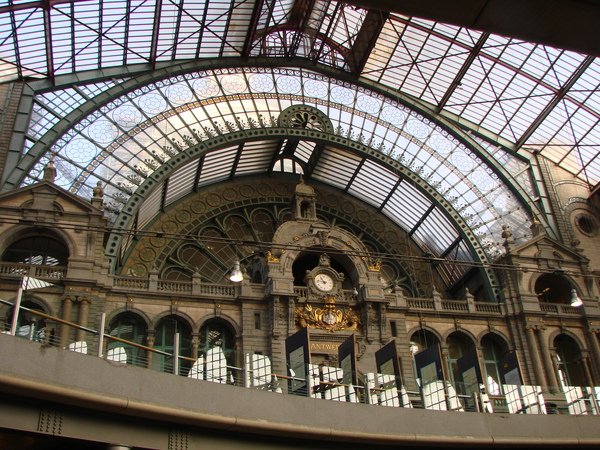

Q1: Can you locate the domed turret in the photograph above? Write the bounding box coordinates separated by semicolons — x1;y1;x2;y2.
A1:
293;175;317;221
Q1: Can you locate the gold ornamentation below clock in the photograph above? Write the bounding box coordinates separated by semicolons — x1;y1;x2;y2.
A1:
295;302;360;332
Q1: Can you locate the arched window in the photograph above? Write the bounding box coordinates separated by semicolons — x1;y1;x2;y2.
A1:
409;329;441;383
3;235;68;266
535;274;572;304
4;300;49;342
481;335;509;395
409;329;439;354
199;320;235;365
555;334;587;387
153;316;192;375
108;313;147;367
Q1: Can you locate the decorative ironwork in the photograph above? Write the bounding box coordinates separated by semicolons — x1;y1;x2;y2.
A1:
278;105;334;134
295;296;360;332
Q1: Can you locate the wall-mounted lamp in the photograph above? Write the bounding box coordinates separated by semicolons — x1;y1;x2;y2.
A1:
229;260;244;282
570;288;583;307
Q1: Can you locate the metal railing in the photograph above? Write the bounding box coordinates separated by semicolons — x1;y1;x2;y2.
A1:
0;262;585;317
1;297;599;417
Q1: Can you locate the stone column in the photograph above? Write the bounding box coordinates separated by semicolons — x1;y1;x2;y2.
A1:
440;345;450;382
59;295;73;347
379;303;387;344
524;325;546;386
581;354;595;387
146;331;155;369
191;333;200;360
536;326;559;392
587;329;600;383
76;297;90;342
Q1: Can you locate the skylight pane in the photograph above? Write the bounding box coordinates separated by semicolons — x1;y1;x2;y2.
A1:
15;9;47;77
198;146;237;187
348;159;398;208
138;181;164;229
236;141;276;175
414;207;459;256
294;141;316;162
382;180;431;231
312;147;361;190
165;159;199;205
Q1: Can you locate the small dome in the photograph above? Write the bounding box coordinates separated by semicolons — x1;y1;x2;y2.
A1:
295;176;315;196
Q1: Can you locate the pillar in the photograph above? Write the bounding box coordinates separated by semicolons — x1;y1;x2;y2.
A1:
581;354;595;387
146;331;155;369
76;297;90;342
536;326;559;392
587;329;600;383
191;332;200;360
524;325;546;387
59;295;73;347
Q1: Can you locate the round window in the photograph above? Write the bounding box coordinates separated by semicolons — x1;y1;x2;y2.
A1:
575;213;598;237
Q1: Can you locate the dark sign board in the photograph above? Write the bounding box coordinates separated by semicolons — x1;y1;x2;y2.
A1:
285;327;310;395
338;334;357;387
414;343;444;384
375;340;401;387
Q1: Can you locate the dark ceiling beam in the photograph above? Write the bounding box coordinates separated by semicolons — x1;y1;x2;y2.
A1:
287;0;316;56
3;0;599;57
241;0;265;57
347;9;389;76
0;0;90;14
122;0;131;65
344;0;600;57
304;142;326;178
515;55;596;150
42;0;54;81
149;0;163;68
436;32;489;112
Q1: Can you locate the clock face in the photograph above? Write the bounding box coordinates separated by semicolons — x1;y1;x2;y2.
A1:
314;273;334;292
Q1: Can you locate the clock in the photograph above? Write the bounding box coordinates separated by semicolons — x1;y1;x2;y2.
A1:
314;273;334;292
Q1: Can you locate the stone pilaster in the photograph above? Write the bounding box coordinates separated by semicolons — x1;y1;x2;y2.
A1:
60;295;73;347
525;325;546;387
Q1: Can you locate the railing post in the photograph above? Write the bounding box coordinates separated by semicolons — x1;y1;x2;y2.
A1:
432;287;442;310
148;268;159;292
466;289;476;312
9;278;24;336
173;332;180;375
192;271;202;295
98;312;106;358
244;353;250;388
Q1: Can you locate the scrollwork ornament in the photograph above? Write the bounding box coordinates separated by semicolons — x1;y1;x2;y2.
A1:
295;302;360;332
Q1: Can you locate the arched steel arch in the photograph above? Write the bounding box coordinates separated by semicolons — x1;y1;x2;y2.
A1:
104;127;502;297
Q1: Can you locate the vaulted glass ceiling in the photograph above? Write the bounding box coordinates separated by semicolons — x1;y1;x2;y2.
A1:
11;66;534;286
0;0;598;289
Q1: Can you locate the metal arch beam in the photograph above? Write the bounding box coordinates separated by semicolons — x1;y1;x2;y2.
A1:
103;127;501;297
3;58;551;243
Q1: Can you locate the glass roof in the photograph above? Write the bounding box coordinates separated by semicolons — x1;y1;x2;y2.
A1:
16;66;533;285
1;0;597;288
